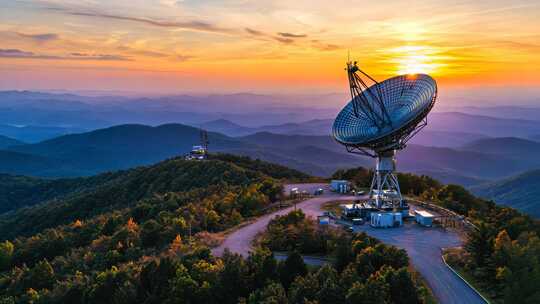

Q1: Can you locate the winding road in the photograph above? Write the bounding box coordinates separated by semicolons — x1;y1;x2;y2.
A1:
212;184;486;304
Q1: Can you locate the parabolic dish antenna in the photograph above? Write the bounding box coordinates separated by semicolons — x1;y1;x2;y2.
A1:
332;61;437;208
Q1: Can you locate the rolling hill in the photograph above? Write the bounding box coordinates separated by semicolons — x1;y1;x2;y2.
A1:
0;124;86;143
203;112;540;140
471;169;540;218
462;137;540;160
201;119;254;136
413;170;488;187
426;112;540;138
0;123;534;184
239;132;528;181
398;144;526;180
0;135;22;148
5;124;251;176
408;130;489;148
0;150;66;176
0;154;308;240
0;171;128;214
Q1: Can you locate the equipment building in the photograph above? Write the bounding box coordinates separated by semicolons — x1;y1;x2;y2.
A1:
415;210;434;227
330;180;350;193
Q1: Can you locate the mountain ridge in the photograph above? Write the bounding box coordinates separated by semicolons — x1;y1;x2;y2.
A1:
471;169;540;218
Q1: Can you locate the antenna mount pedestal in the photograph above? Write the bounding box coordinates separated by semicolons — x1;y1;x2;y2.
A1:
369;150;403;208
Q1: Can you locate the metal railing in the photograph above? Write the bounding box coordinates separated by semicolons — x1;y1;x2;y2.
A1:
407;198;478;231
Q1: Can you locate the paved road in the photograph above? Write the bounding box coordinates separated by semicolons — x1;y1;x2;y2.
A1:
213;183;356;257
353;223;484;304
212;184;486;304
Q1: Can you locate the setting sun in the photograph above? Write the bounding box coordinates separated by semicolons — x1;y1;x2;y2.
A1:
385;45;443;76
397;54;436;75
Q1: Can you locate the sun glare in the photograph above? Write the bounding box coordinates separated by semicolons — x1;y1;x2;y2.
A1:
386;45;441;75
397;54;434;75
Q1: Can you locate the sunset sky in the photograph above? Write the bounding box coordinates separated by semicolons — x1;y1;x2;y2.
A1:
1;0;539;93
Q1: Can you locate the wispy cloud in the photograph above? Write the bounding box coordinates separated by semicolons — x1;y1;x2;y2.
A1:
116;46;169;58
176;55;194;62
16;32;59;42
311;40;341;51
274;37;294;44
0;49;35;58
245;28;265;36
0;49;131;61
69;52;131;61
49;7;233;35
278;32;307;38
245;28;298;44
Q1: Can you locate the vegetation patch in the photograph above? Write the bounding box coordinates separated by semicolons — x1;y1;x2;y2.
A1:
335;167;540;303
255;209;435;303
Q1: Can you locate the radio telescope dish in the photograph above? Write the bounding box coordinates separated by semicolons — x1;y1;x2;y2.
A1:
332;61;437;208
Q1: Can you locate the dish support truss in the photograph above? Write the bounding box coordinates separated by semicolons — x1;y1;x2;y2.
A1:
347;61;392;131
369;150;403;208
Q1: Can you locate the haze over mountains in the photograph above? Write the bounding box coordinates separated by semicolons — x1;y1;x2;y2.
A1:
1;90;540;217
471;170;540;218
0;122;535;181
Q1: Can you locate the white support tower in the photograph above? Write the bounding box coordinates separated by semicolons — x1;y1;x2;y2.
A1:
368;150;403;208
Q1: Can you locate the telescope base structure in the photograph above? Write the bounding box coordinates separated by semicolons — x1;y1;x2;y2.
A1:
368;150;404;209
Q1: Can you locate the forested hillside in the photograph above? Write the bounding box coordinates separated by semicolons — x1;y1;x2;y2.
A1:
0;172;126;214
0;155;437;304
0;154;307;240
0;155;313;303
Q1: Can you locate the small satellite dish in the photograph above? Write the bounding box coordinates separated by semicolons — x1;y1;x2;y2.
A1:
332;61;437;208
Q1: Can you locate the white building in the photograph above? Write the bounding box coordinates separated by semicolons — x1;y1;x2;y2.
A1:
415;210;434;227
370;212;403;228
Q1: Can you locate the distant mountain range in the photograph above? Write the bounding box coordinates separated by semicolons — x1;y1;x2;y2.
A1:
441;105;540;121
462;137;540;161
471;169;540;218
0;124;85;143
200;111;540;141
4;90;540;141
0;90;339;132
3;124;249;177
1;123;537;184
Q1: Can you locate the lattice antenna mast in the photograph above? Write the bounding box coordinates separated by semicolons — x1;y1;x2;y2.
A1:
346;61;392;130
200;128;209;153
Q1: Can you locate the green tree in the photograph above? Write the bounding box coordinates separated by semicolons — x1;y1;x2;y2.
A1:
247;282;288;304
141;219;163;248
0;240;14;271
27;259;55;290
465;223;493;268
219;250;249;303
345;282;366;304
279;251;307;289
288;273;319;304
380;266;420;304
